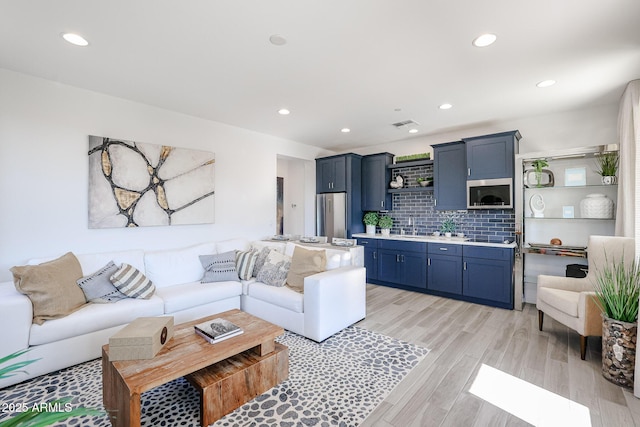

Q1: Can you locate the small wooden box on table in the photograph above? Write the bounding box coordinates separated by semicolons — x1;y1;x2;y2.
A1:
102;309;287;427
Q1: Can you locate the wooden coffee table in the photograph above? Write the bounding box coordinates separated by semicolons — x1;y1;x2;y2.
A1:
102;309;288;427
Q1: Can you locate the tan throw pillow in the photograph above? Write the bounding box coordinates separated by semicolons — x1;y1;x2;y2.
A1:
11;252;87;325
286;246;327;293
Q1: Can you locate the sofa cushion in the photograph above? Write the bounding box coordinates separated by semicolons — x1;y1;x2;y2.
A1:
77;261;127;303
144;242;216;288
256;250;291;287
155;280;242;314
11;252;87;325
76;250;145;277
200;251;238;283
248;282;304;313
252;246;272;277
236;250;258;280
110;264;155;299
287;246;326;292
216;238;250;253
28;295;164;346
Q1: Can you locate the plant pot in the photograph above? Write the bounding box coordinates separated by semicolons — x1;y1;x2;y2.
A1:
381;228;390;237
602;314;637;389
365;224;376;235
602;175;618;185
444;232;452;238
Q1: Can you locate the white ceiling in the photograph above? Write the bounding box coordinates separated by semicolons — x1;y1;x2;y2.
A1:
1;0;639;151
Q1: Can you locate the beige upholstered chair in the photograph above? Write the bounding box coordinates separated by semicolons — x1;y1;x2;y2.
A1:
537;235;635;360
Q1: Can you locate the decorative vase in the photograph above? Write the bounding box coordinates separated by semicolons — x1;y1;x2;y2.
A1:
580;194;614;219
602;315;637;389
365;224;376;235
602;176;618;185
381;228;390;237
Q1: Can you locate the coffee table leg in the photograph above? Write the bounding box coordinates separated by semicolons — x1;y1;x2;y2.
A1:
102;348;141;427
255;339;275;356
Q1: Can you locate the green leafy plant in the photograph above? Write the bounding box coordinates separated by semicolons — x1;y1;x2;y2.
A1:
595;152;619;177
0;350;104;427
531;159;548;173
378;215;393;229
396;153;430;162
363;212;379;226
593;255;640;323
440;217;456;233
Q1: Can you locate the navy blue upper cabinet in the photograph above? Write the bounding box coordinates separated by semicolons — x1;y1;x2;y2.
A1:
316;155;347;193
433;141;467;210
463;131;521;180
362;153;394;211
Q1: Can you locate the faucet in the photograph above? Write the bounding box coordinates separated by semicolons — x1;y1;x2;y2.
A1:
409;215;417;236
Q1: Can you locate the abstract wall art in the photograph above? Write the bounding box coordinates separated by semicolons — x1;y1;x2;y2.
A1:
88;135;215;228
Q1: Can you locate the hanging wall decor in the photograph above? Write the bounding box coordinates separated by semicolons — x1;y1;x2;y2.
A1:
88;135;215;228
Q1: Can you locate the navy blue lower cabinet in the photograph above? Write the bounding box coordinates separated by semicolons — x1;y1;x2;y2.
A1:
376;240;427;290
427;254;463;294
462;246;514;309
357;238;379;282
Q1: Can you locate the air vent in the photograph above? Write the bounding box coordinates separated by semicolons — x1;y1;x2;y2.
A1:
392;119;420;128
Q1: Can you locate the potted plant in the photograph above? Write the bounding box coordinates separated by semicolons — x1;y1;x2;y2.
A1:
440;217;456;237
595;151;619;185
532;159;549;187
363;212;379;235
0;349;103;426
593;255;640;389
378;215;393;237
416;177;432;187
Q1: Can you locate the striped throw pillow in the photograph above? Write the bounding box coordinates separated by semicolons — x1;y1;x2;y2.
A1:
199;251;238;283
110;263;155;299
236;250;258;280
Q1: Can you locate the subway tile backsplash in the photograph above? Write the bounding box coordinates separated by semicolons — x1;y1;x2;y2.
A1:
381;163;515;243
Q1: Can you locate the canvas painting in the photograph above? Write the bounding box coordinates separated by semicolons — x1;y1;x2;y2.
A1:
88;135;215;228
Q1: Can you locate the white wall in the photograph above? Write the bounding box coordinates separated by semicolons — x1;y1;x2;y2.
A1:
351;103;619;157
0;69;330;281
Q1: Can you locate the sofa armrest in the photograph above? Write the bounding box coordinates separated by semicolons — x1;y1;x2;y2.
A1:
303;266;366;342
0;281;32;356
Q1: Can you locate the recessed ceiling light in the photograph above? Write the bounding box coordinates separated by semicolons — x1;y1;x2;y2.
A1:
409;128;419;134
472;33;497;47
536;79;556;88
439;103;453;110
341;128;351;133
62;33;89;46
278;108;290;115
269;34;287;46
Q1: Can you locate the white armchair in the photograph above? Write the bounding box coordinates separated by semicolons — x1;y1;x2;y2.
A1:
537;235;635;360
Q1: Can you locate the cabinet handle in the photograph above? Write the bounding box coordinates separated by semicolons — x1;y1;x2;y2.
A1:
468;168;471;176
434;199;437;207
373;251;377;260
381;201;384;208
428;258;431;266
464;262;467;270
439;247;448;251
401;255;405;262
396;254;400;263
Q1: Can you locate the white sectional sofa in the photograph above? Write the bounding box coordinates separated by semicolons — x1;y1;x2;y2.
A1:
0;238;366;388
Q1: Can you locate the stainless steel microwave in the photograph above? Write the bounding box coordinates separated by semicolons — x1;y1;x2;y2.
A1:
467;178;513;209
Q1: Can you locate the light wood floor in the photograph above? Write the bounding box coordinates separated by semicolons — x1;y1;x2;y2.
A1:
356;284;640;427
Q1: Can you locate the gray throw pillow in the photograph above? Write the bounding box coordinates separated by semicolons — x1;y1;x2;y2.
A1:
256;250;291;287
252;247;272;277
200;251;238;283
77;261;128;303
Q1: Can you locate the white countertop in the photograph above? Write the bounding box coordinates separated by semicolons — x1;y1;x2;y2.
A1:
352;233;517;249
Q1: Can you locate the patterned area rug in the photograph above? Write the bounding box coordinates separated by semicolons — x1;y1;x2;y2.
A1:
0;326;428;427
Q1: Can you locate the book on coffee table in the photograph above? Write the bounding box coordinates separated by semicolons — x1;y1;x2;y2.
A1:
194;318;243;343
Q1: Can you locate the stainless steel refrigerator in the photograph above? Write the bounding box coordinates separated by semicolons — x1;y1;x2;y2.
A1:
316;193;347;241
